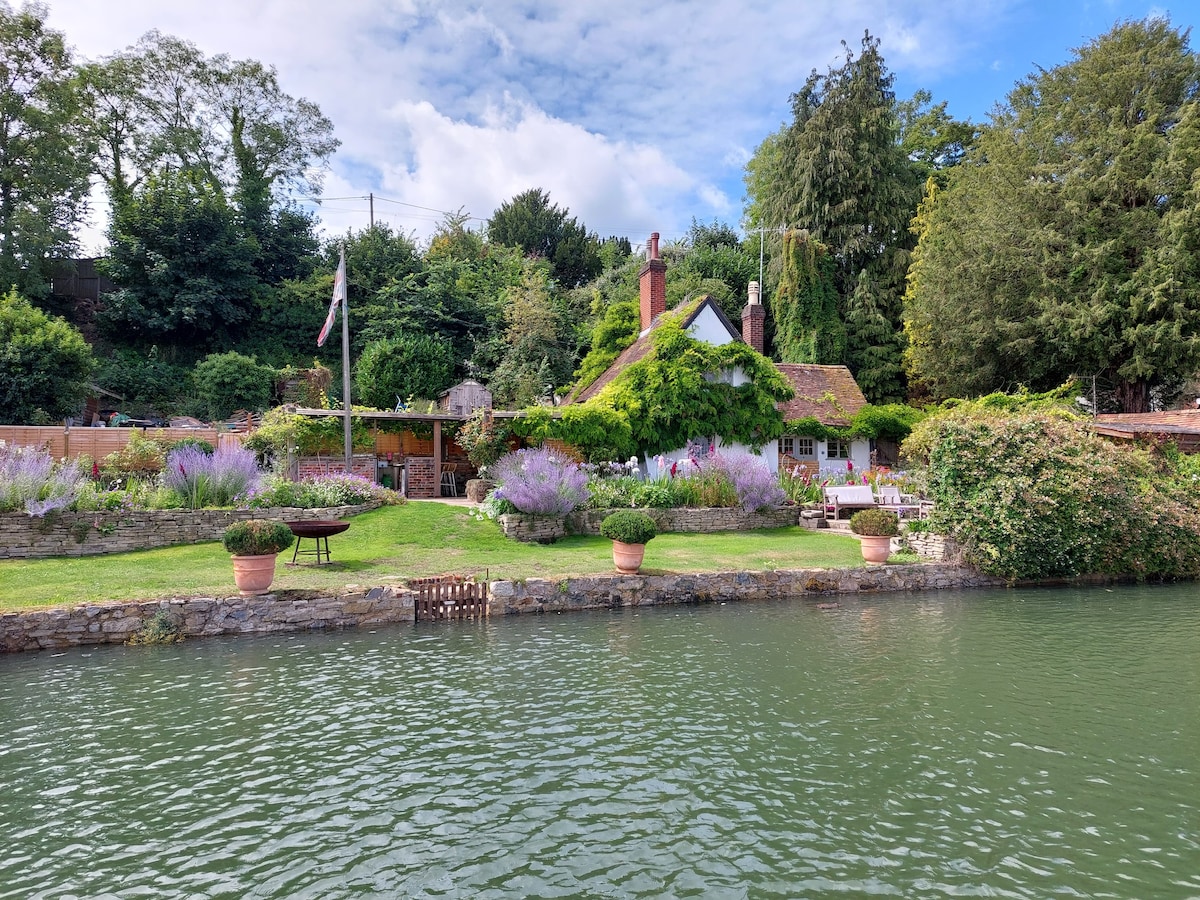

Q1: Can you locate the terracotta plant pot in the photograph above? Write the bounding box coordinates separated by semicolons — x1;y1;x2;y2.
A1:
612;540;646;574
858;535;893;564
231;554;279;596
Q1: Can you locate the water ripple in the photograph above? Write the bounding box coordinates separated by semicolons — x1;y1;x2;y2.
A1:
1;586;1198;898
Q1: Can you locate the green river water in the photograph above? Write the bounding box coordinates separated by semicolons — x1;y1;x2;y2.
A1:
1;585;1198;899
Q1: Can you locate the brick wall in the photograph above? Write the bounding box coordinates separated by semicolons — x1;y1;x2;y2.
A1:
405;457;437;498
295;454;376;481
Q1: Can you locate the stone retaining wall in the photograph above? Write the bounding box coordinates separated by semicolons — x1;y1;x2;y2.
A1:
0;504;378;560
490;563;1002;614
499;505;801;542
1;562;1005;653
905;531;963;561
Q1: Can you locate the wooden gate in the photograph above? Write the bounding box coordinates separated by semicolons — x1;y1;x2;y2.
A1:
413;577;488;622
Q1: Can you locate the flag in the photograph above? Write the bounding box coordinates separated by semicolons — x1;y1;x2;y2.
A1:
317;248;347;347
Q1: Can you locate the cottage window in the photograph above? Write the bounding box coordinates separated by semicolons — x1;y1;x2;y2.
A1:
781;436;815;459
826;439;851;459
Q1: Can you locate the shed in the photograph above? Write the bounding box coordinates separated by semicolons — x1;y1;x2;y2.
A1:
438;379;492;417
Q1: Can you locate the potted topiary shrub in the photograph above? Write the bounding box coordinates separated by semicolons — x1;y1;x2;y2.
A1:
849;507;899;564
600;510;658;574
222;519;296;595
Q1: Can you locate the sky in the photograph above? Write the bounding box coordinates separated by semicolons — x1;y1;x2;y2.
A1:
43;0;1190;254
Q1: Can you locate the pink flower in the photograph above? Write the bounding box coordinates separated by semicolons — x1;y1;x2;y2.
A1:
846;460;854;472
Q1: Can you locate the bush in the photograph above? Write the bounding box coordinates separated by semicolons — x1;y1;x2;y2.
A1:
221;519;295;556
0;443;87;516
849;507;899;537
600;510;658;544
246;473;401;509
455;409;513;470
0;288;95;425
918;408;1200;580
99;432;166;485
354;333;454;409
490;447;589;515
192;351;276;420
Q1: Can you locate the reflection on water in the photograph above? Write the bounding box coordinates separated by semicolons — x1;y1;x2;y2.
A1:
1;585;1198;898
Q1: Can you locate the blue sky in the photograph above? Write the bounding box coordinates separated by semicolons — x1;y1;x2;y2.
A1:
46;0;1191;252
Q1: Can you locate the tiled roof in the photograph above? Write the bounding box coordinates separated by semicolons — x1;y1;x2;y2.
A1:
1094;410;1200;429
568;296;739;405
775;364;868;427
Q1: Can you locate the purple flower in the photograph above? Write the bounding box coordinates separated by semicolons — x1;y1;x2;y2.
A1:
490;447;589;515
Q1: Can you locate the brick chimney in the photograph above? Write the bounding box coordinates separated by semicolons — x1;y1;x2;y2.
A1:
639;232;666;331
742;280;764;353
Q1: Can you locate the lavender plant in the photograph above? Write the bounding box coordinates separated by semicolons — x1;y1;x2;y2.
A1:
165;445;261;509
715;451;786;511
490;447;589;516
0;443;87;516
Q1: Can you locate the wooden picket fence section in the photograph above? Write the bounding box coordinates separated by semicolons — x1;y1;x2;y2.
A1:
412;576;489;622
0;426;239;460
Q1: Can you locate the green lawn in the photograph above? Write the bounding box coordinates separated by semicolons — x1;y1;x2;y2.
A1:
0;503;869;612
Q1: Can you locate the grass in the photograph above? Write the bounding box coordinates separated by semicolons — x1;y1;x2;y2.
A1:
0;503;872;612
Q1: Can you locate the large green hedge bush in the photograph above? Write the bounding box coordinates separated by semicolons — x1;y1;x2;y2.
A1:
914;408;1200;580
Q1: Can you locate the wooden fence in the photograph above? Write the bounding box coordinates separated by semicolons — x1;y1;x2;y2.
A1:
0;425;241;460
412;576;489;622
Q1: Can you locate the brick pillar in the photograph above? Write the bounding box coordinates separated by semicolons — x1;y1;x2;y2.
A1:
639;232;666;331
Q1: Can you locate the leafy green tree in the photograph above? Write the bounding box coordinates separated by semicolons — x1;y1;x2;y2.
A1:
93;346;192;417
192;350;275;419
0;288;95;424
0;3;91;298
488;266;577;406
896;89;977;186
487;188;601;287
904;18;1200;411
745;32;919;401
772;229;843;364
99;171;259;351
354;332;455;408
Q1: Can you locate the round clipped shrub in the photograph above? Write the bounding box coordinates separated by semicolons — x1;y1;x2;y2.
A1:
849;507;899;537
599;510;658;545
221;519;295;556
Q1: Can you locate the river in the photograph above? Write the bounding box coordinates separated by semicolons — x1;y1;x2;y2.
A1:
2;584;1197;898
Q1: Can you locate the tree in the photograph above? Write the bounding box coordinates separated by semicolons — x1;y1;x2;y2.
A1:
354;333;455;408
0;2;91;298
192;350;274;419
904;18;1200;411
0;288;94;424
772;229;844;364
488;266;576;407
99;171;259;351
744;32;920;401
487;188;601;287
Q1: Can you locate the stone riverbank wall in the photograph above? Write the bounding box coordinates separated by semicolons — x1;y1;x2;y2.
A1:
1;563;1004;653
0;504;378;560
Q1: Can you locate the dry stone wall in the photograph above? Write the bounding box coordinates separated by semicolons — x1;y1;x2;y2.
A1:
499;506;801;542
1;562;1006;653
0;504;377;560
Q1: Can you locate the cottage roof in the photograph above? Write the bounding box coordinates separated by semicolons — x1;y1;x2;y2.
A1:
775;364;868;428
569;295;739;404
1092;409;1200;452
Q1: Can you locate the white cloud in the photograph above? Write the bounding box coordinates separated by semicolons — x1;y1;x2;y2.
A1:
43;0;1193;249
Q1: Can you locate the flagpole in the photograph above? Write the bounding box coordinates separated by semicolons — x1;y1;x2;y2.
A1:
339;244;352;472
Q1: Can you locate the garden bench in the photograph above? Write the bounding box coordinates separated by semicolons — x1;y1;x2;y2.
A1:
823;484;878;520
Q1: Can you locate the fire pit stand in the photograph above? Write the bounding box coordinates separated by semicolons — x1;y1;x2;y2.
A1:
285;520;351;565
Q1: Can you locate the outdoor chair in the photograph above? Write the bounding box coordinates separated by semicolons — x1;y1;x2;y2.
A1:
440;463;458;497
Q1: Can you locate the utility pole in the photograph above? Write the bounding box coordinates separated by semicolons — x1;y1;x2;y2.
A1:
369;192;374;229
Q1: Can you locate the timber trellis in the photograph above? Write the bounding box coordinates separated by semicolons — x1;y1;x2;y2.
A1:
412;576;489;622
0;426;241;460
